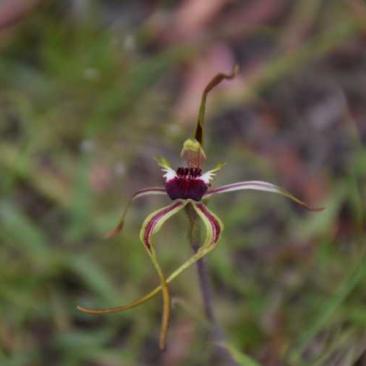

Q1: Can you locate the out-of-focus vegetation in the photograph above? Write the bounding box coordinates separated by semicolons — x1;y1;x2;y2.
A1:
1;1;366;365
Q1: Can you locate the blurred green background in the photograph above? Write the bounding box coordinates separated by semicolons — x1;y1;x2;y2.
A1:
1;1;366;365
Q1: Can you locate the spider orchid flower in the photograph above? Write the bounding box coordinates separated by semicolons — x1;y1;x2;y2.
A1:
78;66;322;350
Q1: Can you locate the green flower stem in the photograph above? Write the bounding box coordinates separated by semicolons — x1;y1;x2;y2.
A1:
185;205;238;366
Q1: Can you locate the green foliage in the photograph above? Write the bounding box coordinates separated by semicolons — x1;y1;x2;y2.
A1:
1;1;366;365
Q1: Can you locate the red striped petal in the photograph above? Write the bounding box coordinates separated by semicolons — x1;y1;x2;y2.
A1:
140;200;187;250
192;202;223;245
204;180;323;211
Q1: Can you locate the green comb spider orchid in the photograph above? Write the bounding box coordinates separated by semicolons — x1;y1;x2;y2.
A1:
78;66;321;350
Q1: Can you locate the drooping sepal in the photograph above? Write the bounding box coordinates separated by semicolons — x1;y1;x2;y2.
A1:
139;200;187;251
192;202;223;247
147;247;171;350
104;187;167;239
139;200;187;349
77;201;224;318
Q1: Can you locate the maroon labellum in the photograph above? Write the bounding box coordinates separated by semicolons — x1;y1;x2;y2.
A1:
165;167;208;201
